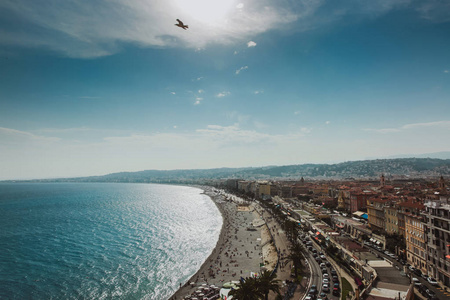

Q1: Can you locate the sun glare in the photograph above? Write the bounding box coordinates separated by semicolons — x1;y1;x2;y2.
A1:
174;0;236;24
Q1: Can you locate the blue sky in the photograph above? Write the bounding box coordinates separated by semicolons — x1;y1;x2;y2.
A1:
1;0;449;180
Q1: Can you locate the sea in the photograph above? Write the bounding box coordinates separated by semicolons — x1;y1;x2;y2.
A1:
0;182;222;300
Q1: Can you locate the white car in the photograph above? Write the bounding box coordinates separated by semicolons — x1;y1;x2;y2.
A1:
322;278;329;284
412;278;421;286
427;277;438;286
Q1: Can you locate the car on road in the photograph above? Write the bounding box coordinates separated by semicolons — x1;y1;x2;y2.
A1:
322;278;329;284
427;277;438;286
332;275;339;283
425;289;436;298
323;273;329;278
332;287;340;296
320;263;326;268
308;290;316;299
321;268;327;274
413;268;422;277
325;261;331;267
412;278;421;286
319;292;328;299
322;284;329;293
330;270;337;276
320;255;326;260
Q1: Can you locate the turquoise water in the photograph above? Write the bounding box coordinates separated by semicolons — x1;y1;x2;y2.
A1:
0;183;222;299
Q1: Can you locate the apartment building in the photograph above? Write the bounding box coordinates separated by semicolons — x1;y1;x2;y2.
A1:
367;197;388;232
350;190;375;213
385;204;399;234
424;200;450;287
405;211;426;274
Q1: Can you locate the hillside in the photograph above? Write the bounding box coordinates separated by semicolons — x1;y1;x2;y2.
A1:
13;158;450;183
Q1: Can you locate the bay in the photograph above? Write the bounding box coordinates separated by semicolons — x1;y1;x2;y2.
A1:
0;182;222;299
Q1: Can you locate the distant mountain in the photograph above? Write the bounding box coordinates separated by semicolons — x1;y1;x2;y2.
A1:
366;151;450;160
385;151;450;160
10;157;450;183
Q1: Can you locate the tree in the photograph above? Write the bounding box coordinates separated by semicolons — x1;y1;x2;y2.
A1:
256;270;280;300
287;242;304;281
229;277;261;300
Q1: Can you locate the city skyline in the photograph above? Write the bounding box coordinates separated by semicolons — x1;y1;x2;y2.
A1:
1;0;450;180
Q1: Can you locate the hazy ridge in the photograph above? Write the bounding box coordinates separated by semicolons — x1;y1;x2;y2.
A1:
7;156;450;183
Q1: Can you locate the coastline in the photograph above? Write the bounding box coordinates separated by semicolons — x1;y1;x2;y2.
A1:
169;187;276;300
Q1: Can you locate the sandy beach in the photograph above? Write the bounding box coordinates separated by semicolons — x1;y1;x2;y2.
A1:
169;187;278;300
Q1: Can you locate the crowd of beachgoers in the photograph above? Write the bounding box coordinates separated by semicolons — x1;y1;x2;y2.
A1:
170;188;281;300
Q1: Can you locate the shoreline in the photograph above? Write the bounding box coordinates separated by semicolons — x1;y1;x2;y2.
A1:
169;187;229;299
169;187;276;300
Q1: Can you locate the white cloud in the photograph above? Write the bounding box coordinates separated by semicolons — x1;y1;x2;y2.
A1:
401;121;450;129
325;121;330;125
300;127;312;134
0;0;428;58
0;127;60;143
254;90;264;94
445;70;449;73
247;41;257;47
253;121;267;129
225;111;251;124
235;66;248;75
0;0;317;58
364;128;401;134
294;111;301;115
198;89;204;94
194;97;203;105
415;1;450;22
234;51;239;55
216;91;230;98
171;92;176;95
193;77;204;81
364;120;450;133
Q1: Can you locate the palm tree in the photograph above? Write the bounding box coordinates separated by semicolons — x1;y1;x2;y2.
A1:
256;270;280;300
229;277;261;300
287;242;304;281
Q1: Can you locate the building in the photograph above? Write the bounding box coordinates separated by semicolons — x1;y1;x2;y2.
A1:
384;204;399;235
257;181;271;200
367;197;388;233
350;190;375;213
405;210;426;274
424;200;450;287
